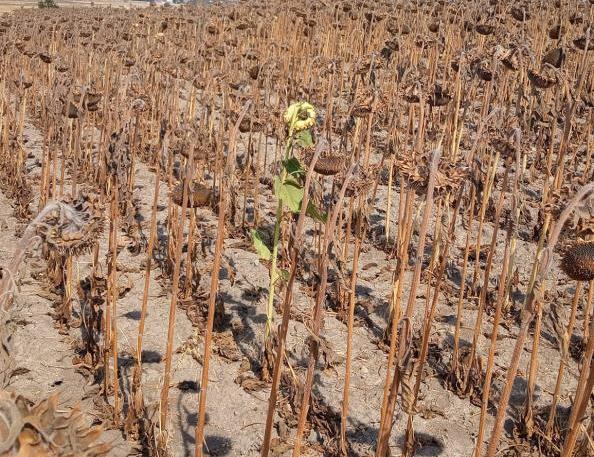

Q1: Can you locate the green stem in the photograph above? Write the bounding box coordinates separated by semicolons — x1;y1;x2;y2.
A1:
265;133;293;339
266;185;284;338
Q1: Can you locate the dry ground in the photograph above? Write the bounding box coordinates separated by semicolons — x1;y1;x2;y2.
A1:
2;98;584;457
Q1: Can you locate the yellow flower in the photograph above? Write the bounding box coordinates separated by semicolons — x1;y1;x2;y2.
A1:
283;101;316;132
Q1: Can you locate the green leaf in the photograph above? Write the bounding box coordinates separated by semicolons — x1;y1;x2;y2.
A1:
251;229;271;261
306;201;328;223
274;177;304;213
293;129;314;148
283;157;305;179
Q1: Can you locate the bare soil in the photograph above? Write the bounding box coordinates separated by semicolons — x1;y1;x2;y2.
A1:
0;105;585;457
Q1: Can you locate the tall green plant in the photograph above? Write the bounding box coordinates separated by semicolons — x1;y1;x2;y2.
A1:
252;102;324;341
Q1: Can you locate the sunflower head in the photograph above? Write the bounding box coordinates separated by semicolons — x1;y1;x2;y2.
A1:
561;241;594;281
283;101;316;133
35;191;104;257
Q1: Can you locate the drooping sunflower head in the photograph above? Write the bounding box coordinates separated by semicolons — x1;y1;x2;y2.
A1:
561;241;594;281
283;101;316;132
35;191;104;257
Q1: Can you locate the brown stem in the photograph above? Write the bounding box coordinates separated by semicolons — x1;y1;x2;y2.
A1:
184;207;197;298
523;300;543;439
403;190;463;455
376;148;441;456
376;318;411;457
195;101;250;457
584;282;593;342
468;166;509;371
474;219;513;456
486;183;594;457
132;143;163;397
377;186;414;448
260;145;322;457
292;163;356;457
546;282;584;435
471;152;499;293
384;156;395;248
404;148;441;319
553;29;590;191
159;130;195;439
561;315;594;456
340;204;364;455
109;184;120;425
451;186;476;374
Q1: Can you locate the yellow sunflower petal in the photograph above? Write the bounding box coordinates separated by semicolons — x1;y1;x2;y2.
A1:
283;102;316;131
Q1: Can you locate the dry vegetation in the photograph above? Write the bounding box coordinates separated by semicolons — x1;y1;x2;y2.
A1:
0;0;593;456
0;2;142;14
